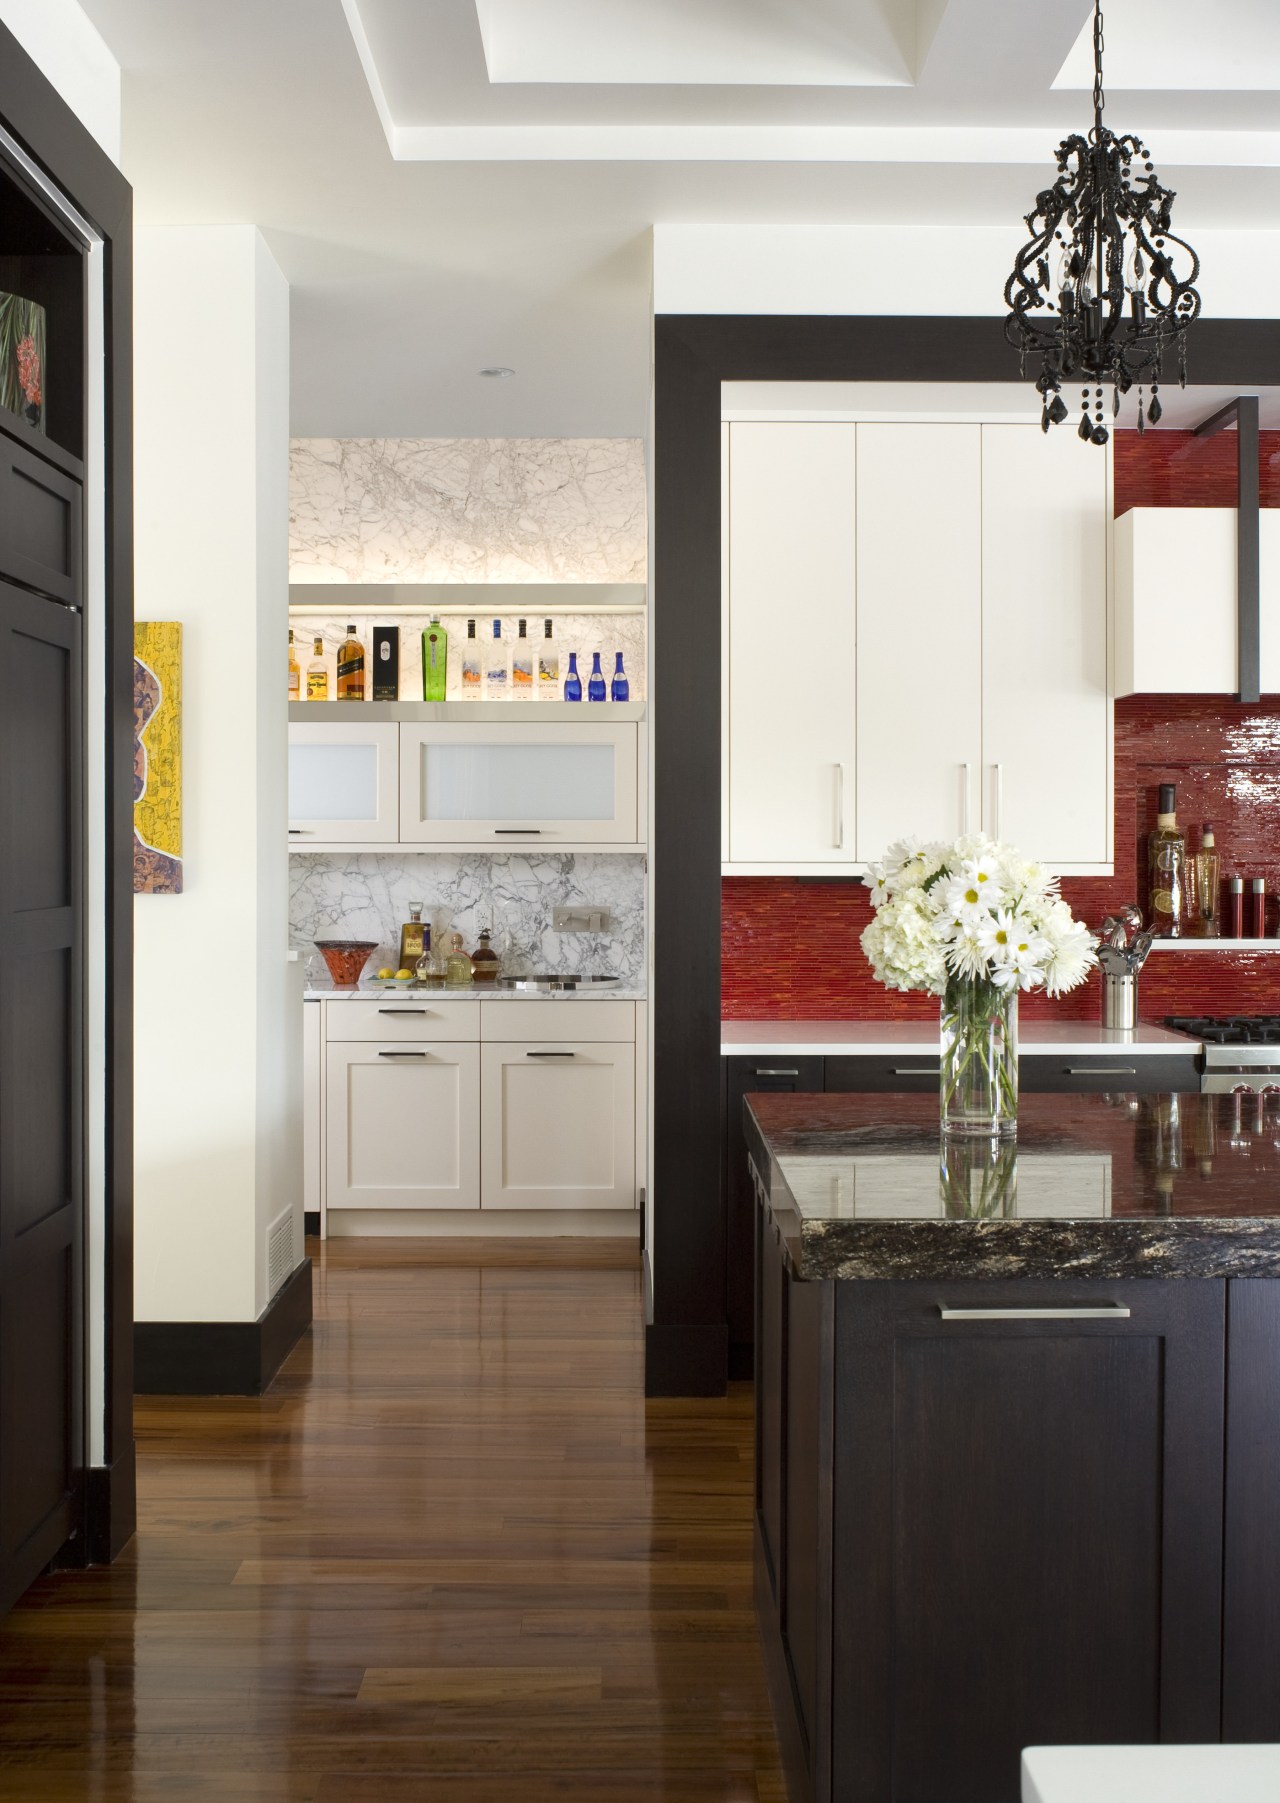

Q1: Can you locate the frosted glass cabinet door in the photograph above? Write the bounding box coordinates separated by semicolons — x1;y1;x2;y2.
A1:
399;723;639;846
289;722;400;845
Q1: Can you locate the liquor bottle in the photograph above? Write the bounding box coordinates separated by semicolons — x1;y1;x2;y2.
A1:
444;932;473;986
587;651;607;702
610;651;629;702
306;635;328;701
336;623;366;701
470;928;500;984
288;629;300;702
485;619;509;700
398;903;427;971
564;651;582;702
461;619;482;698
512;619;534;696
1191;824;1221;937
1147;782;1186;937
537;619;559;697
422;616;448;701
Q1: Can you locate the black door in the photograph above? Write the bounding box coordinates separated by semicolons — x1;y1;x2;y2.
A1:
0;578;82;1612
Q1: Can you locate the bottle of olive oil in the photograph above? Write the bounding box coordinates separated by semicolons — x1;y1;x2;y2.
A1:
306;635;328;700
336;623;366;701
1148;782;1187;937
421;616;448;701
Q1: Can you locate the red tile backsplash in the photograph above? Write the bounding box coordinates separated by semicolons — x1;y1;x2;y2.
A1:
723;694;1280;1021
1114;428;1280;513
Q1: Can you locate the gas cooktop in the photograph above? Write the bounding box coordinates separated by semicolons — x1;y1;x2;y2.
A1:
1165;1016;1280;1047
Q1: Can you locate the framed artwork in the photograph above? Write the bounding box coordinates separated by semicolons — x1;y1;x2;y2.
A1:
133;621;183;894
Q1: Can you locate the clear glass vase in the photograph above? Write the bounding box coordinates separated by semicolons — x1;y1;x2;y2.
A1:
939;1133;1019;1217
939;979;1019;1137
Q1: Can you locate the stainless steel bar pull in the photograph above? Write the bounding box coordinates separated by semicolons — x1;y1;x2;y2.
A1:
1064;1067;1137;1075
893;1066;941;1076
938;1303;1131;1321
961;762;971;834
833;763;844;850
753;1068;800;1078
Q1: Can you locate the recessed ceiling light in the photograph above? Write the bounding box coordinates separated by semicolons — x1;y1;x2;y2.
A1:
479;365;515;378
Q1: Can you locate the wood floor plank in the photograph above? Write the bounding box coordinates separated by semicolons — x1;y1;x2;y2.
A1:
0;1236;783;1799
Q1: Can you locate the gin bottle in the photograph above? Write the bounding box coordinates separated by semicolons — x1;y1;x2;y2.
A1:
421;616;448;701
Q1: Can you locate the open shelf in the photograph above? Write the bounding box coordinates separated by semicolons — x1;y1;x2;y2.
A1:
289;700;644;723
1146;938;1280;953
289;581;646;616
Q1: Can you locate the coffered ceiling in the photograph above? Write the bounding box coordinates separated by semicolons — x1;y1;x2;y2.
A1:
78;0;1280;437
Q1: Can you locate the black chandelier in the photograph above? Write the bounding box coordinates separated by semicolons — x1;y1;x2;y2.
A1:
1004;0;1201;444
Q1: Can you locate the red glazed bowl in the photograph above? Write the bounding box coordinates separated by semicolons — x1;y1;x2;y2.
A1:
314;939;378;988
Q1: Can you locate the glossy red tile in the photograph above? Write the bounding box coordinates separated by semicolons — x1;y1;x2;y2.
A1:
1114;428;1280;514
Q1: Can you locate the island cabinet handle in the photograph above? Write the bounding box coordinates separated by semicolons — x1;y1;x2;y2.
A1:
938;1303;1132;1321
893;1065;941;1075
1063;1066;1138;1075
753;1067;800;1077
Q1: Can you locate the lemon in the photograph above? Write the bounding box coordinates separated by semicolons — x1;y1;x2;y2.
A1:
395;968;413;980
376;967;393;979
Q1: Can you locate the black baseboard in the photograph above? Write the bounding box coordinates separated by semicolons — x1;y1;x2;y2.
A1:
85;1448;137;1562
134;1257;313;1396
304;1210;319;1237
728;1340;755;1383
644;1321;728;1397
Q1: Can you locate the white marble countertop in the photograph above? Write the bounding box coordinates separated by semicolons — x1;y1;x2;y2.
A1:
307;982;646;1002
721;1020;1200;1057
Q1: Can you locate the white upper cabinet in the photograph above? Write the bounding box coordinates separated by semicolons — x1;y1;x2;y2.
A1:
981;425;1111;871
725;423;857;872
855;425;983;860
288;720;400;846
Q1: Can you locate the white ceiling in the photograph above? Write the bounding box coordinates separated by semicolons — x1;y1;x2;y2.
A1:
77;0;1280;439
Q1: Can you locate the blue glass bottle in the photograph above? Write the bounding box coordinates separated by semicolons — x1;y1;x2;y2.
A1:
610;652;629;702
587;651;607;702
563;651;582;702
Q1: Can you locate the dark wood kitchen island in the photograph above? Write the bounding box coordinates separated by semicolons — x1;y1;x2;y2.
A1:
744;1090;1280;1803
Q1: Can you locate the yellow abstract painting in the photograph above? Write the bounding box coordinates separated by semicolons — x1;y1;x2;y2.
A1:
133;621;183;894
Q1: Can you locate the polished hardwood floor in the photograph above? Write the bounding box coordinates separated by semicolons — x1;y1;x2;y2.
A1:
0;1239;785;1800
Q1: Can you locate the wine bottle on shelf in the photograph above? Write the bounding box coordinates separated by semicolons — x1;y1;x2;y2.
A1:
564;651;582;702
336;623;366;701
485;619;509;699
610;651;629;702
306;635;328;700
288;629;300;702
587;651;607;702
1147;782;1186;937
461;620;482;698
1192;824;1220;937
537;619;559;697
421;616;448;701
512;619;534;696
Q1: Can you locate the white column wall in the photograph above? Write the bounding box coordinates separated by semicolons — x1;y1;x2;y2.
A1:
133;224;297;1323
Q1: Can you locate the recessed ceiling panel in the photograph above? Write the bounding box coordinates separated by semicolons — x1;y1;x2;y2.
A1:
1054;0;1280;90
473;0;914;87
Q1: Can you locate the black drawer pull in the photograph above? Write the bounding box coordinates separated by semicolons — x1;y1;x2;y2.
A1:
753;1067;799;1077
494;828;542;835
1063;1066;1137;1075
378;1051;427;1059
527;1050;575;1058
379;1008;426;1015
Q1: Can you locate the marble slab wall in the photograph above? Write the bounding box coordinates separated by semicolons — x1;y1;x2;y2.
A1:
291;851;646;986
290;438;647;584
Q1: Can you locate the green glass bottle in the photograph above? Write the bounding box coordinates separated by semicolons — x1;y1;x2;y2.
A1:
421;615;448;701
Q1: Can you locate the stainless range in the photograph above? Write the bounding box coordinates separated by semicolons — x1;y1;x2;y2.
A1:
1165;1016;1280;1093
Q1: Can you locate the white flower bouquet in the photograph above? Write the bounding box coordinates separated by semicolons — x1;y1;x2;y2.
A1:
861;835;1097;1133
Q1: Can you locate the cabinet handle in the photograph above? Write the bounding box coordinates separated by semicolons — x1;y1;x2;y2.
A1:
494;828;542;835
938;1303;1131;1321
893;1065;941;1075
289;829;310;835
993;762;1003;839
526;1050;575;1058
833;763;844;850
753;1067;799;1077
380;1008;427;1015
961;763;971;835
1064;1066;1137;1075
378;1050;428;1059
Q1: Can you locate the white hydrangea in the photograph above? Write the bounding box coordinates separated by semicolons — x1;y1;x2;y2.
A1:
860;834;1097;999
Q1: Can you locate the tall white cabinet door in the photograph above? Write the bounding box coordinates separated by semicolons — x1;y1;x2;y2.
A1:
727;423;856;868
855;425;983;858
981;426;1111;870
326;1042;480;1209
481;1041;636;1210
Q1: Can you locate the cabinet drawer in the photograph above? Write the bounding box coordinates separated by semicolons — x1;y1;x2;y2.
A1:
324;998;479;1042
1021;1054;1201;1094
479;998;635;1042
826;1054;943;1093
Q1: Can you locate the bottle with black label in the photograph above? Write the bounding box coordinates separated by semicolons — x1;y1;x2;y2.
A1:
336;623;366;701
1148;782;1187;937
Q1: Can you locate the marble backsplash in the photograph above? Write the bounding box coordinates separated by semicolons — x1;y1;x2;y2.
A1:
290;438;647;585
288;610;646;702
291;851;646;985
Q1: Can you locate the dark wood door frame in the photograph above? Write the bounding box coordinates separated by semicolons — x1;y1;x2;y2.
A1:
0;21;134;1559
648;312;1280;1397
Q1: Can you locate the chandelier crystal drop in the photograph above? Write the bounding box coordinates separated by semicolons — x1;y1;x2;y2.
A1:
1003;0;1201;445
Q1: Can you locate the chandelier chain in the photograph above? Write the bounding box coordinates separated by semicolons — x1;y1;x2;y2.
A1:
1092;2;1105;143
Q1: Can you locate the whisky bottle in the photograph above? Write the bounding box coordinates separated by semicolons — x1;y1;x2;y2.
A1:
461;619;482;698
587;651;607;702
610;651;629;702
288;629;300;702
512;619;534;696
336;623;366;701
306;635;328;701
398;903;427;970
485;619;509;699
421;616;448;701
470;928;500;983
537;619;559;697
1148;782;1187;937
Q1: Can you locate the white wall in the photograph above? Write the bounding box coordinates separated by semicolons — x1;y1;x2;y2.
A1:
133;225;299;1324
0;0;120;162
652;223;1280;320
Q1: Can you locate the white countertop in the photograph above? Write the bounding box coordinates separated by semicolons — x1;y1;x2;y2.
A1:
307;982;646;1002
721;1020;1200;1057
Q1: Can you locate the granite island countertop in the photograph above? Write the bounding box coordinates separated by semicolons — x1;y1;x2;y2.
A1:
745;1090;1280;1283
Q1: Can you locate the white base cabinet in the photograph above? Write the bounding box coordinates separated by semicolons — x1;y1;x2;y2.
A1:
326;1041;481;1211
480;1041;636;1210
